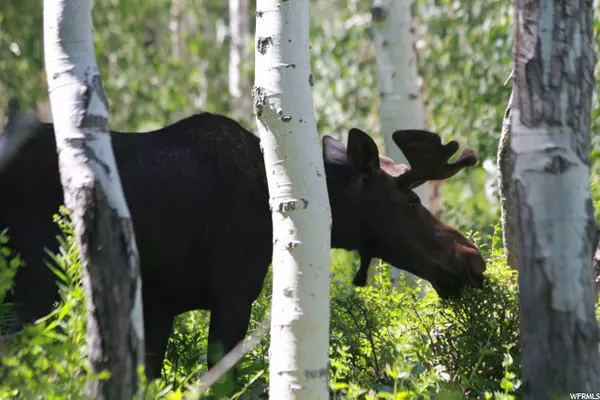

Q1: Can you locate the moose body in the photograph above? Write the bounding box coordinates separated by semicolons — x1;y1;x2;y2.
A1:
0;112;485;382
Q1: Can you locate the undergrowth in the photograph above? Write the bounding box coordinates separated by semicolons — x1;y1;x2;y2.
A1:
0;208;525;399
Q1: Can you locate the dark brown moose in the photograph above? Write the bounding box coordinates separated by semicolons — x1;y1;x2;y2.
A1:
0;112;485;387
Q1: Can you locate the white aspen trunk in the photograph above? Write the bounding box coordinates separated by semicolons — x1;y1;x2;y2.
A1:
44;1;145;398
36;99;53;123
37;71;54;123
595;246;600;293
508;0;600;395
253;1;332;398
428;180;446;217
372;0;429;289
0;82;4;130
229;0;251;117
169;0;195;122
170;0;186;61
498;90;517;269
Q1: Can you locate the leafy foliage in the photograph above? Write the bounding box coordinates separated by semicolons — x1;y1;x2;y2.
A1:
0;229;24;332
0;207;92;399
418;229;521;397
0;212;522;399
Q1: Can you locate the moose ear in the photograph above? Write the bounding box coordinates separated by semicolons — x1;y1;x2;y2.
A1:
347;128;380;177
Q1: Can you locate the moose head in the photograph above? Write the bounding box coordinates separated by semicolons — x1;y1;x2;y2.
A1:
324;128;486;299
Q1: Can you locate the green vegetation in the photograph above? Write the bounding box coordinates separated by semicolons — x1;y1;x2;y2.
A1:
0;209;524;399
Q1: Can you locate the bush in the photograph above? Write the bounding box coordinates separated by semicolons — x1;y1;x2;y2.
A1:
0;208;172;399
0;207;91;399
326;227;521;399
0;210;523;399
418;230;521;397
0;229;25;333
329;267;440;398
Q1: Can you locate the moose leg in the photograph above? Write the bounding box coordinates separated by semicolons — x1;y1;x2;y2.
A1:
353;254;373;287
207;302;253;397
144;306;174;381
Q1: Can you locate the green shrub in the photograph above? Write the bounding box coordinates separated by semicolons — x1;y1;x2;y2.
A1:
0;208;170;399
0;229;25;333
0;207;92;399
0;211;523;399
417;232;521;397
327;227;521;399
161;268;273;398
163;310;210;388
329;268;440;398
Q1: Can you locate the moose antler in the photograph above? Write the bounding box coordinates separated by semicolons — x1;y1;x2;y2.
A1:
392;129;477;189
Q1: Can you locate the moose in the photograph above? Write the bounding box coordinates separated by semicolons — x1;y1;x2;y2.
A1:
0;111;486;387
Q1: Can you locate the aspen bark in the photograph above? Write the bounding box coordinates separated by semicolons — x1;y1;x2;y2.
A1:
428;180;446;218
44;1;144;398
253;0;332;398
498;89;518;269
170;0;186;61
508;0;600;395
229;0;251;117
37;71;53;123
0;82;4;130
372;0;429;288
